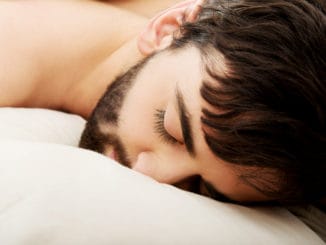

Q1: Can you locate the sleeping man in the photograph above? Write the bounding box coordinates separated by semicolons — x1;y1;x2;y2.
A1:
0;0;325;206
80;0;326;206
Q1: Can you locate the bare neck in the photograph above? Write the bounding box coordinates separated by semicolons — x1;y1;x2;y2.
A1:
63;37;144;118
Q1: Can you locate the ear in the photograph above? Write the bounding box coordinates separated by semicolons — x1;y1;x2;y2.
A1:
137;0;205;56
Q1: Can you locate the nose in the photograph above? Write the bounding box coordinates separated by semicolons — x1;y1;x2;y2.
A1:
131;151;198;185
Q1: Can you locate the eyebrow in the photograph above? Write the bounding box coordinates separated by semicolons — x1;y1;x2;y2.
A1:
176;88;195;156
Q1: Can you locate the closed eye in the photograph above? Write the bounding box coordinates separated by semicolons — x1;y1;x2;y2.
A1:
154;109;180;144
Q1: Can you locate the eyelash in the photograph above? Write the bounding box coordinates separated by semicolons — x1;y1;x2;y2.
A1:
154;109;179;144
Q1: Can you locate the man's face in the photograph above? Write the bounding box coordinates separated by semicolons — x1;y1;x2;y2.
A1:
80;46;269;203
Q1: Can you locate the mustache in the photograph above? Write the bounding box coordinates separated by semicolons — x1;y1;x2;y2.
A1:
79;123;131;168
105;133;131;168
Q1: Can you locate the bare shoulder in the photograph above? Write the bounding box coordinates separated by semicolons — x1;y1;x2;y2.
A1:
0;0;147;109
105;0;184;17
0;1;40;107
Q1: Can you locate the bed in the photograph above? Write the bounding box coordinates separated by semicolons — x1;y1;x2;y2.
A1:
0;108;324;244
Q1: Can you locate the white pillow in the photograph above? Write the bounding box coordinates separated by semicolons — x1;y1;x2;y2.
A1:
0;107;85;146
0;108;323;244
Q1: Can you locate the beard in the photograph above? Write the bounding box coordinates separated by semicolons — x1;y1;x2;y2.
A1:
79;54;153;167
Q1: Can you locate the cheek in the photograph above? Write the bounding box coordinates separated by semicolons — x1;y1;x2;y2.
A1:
116;92;159;160
118;107;155;156
117;77;173;153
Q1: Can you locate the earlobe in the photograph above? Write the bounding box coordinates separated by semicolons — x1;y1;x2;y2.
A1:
137;0;204;56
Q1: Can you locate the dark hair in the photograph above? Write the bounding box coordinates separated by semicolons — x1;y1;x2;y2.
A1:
171;0;326;204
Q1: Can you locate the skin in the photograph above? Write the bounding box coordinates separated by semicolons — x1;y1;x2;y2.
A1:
0;0;271;203
90;46;268;202
103;0;186;17
0;0;148;117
